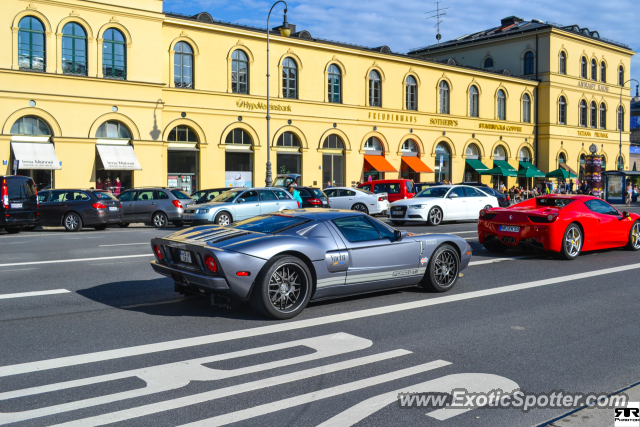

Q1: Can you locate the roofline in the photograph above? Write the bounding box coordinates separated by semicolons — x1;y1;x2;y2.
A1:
163;13;539;83
409;24;634;56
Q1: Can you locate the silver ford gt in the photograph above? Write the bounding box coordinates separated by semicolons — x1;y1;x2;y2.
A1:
150;209;472;319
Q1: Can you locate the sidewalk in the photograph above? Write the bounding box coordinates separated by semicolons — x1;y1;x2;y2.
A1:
541;383;640;427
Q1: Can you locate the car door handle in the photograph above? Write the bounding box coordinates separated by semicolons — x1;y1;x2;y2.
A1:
275;202;280;205
151;202;156;205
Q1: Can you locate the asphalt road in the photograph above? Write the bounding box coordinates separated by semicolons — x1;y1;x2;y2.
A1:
1;208;639;427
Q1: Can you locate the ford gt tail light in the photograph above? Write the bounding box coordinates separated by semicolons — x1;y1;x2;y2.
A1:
236;271;251;276
204;255;218;272
308;198;322;205
153;245;163;260
172;200;183;209
1;179;8;209
91;203;107;209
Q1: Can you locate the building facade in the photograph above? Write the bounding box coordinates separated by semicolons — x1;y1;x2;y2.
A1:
1;2;630;193
409;16;635;180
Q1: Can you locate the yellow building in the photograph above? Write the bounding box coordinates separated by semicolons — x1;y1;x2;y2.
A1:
409;16;635;181
2;1;628;193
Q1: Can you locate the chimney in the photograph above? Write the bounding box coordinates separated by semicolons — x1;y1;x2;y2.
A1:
500;16;523;27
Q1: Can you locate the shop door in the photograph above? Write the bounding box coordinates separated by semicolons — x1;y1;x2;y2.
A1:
323;154;343;188
167;150;198;193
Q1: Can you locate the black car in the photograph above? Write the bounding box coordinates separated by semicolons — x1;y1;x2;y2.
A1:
414;182;443;193
455;182;510;207
191;188;238;205
295;187;330;208
37;189;123;231
0;175;39;234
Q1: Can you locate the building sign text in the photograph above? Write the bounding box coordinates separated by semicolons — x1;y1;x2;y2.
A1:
368;112;418;123
478;123;522;132
578;130;609;138
236;99;292;112
577;81;609;92
430;118;458;127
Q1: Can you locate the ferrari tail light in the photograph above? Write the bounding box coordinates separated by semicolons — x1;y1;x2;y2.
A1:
479;210;486;217
153;245;163;260
1;179;8;209
528;215;557;224
547;214;556;222
172;200;183;209
91;203;107;209
308;198;322;205
204;255;218;272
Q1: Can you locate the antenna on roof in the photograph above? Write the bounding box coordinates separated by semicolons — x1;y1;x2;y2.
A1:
426;1;449;44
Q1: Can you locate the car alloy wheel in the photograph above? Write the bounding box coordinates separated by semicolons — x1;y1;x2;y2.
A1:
352;203;369;214
216;213;231;226
562;224;582;259
628;221;640;250
64;213;82;232
153;213;167;228
433;248;458;289
428;207;442;226
268;264;306;313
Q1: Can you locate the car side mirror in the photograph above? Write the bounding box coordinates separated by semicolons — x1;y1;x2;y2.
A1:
237;198;245;203
393;230;407;242
623;211;630;218
449;193;458;199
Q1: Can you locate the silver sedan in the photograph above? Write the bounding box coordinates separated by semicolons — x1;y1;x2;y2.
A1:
324;187;389;215
181;187;299;226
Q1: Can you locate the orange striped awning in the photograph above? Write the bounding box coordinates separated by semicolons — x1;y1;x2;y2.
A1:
364;155;398;172
401;156;434;173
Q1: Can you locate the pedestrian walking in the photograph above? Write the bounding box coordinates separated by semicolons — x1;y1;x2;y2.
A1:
287;184;303;208
569;179;574;194
626;183;633;207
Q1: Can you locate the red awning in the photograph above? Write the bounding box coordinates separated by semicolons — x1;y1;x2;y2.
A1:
401;156;434;173
364;155;397;172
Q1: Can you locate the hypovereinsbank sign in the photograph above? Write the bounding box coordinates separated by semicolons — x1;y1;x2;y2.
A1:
236;99;292;112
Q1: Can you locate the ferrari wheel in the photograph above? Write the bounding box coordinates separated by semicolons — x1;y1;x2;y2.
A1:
427;207;443;226
421;244;460;292
391;220;406;226
250;255;312;320
560;223;582;260
626;221;640;251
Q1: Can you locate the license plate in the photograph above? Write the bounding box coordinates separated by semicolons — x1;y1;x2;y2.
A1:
391;211;404;216
10;203;22;209
179;250;192;263
109;206;118;211
183;215;192;220
499;225;520;232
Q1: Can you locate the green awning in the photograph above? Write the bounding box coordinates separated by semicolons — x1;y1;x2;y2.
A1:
481;160;518;177
546;168;577;179
518;161;546;178
465;159;490;173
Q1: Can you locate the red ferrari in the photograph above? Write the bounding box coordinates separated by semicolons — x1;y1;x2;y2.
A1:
478;195;640;260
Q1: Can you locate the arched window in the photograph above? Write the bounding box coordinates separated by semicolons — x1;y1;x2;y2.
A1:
322;134;344;149
282;57;297;99
61;23;87;75
522;93;531;123
435;142;451;182
231;50;249;94
18;17;45;71
96;121;132;139
619;65;624;86
618;106;624;131
497;89;506;120
590;102;597;128
406;75;417;111
493;145;507;160
465;143;480;158
328;64;341;103
368;70;381;107
559;96;567;124
519;147;532;162
401;139;418;153
581;56;587;79
10;116;52;135
469;85;479;117
103;28;126;79
439;80;450;114
600;103;607;129
600;62;606;83
168;125;198;142
524;51;535;74
558;152;566;165
591;59;597;81
276;131;300;147
483;57;494;69
364;137;383;151
559;51;566;74
174;42;193;89
225;128;252;144
579;100;587;127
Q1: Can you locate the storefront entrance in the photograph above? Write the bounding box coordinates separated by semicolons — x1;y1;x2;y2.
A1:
225;151;253;188
10;139;61;190
95;143;140;195
323;154;343;188
168;149;198;193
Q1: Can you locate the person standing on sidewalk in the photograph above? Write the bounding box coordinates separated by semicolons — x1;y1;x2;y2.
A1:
626;183;633;207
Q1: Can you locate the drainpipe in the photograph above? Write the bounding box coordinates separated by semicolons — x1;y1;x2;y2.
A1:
534;34;539;169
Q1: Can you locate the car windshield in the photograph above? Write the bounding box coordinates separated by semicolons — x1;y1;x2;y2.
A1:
191;191;206;201
171;190;192;200
233;214;309;234
416;187;449;198
92;191;118;200
537;198;575;207
212;190;243;203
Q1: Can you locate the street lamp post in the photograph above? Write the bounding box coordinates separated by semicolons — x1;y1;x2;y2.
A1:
618;79;640;171
265;1;290;187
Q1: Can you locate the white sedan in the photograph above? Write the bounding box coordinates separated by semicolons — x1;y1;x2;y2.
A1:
388;185;499;226
324;187;389;215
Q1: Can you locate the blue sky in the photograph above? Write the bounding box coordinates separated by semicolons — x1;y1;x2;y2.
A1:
163;0;638;94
